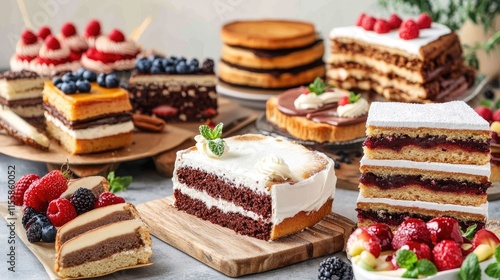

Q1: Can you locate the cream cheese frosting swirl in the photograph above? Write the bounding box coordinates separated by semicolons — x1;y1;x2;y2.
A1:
15;39;43;58
194;135;229;158
337;97;369;118
294;91;344;110
38;43;71;60
255;154;294;181
59;34;88;51
95;36;140;55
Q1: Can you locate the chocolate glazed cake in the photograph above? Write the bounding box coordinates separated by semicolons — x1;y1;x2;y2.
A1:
172;134;337;241
356;101;491;230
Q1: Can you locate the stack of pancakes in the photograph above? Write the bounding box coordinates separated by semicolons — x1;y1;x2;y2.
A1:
218;20;325;89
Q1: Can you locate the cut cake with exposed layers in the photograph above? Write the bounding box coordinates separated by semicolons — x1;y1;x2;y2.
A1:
357;101;491;230
327;23;474;102
172;134;337;241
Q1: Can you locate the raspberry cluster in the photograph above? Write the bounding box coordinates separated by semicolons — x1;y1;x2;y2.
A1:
355;12;433;40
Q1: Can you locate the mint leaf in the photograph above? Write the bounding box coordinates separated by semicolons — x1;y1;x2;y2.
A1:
461;224;477;240
402;267;419;278
107;171;115;182
416;259;438;276
480;99;493;107
459;253;481;280
396;249;418;269
307;77;332;95
495;244;500;262
348;92;361;103
495;99;500;110
485;263;500;278
107;171;133;193
212;123;223;139
199;125;213;140
208;139;225;157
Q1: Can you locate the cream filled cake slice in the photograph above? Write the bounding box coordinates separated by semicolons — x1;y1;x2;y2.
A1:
363;101;490;165
172;132;336;241
0;106;49;150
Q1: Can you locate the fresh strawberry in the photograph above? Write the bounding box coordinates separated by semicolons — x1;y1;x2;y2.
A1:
346;227;382;258
416;12;432;29
355;13;366;26
11;174;40;206
21;29;37;45
367;223;393;251
44;35;61;50
338;96;349;106
374;19;392;34
37;26;51;40
472;228;500;250
400;241;432;260
361;16;376;31
152;105;178;117
35;170;69;202
46;198;77;227
475;106;493;121
108;28;125;42
94;192;125;208
61;22;77;37
426;217;463;245
23;183;47;212
492;110;500;122
387;13;403;29
399;19;420;40
392;218;432;250
432;240;463;271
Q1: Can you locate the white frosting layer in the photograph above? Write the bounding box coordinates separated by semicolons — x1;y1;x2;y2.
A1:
15;39;43;58
294;90;344;110
329;23;451;56
255;154;294;181
95;36;140;55
366;101;489;130
337;97;369;118
45;112;134;140
11;105;43;118
360;156;491;177
357;193;489;217
173;134;337;225
0;106;49;147
58;34;88;52
81;53;136;73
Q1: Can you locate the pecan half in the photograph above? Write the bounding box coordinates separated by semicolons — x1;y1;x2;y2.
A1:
132;114;166;132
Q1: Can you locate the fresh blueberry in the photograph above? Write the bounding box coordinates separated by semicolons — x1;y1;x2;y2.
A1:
135;57;151;73
169;56;178;63
41;225;57;243
56;82;63;90
27;214;50;229
82;70;97;82
484;89;495;100
148;54;162;63
76;80;91;92
62;73;76;83
177;57;187;63
75;67;86;79
97;73;107;87
104;74;119;88
189;58;199;67
175;61;189;74
188;64;198;73
150;65;163;74
165;66;176;74
52;77;63;86
61;81;77;94
161;58;172;69
152;58;163;68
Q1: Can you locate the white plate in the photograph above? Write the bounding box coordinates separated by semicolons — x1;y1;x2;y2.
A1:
216;82;282;109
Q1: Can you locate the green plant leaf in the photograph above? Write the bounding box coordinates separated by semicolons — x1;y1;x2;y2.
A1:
107;171;133;193
199;125;213;140
212;123;223;139
495;244;500;262
348;92;361;104
486;263;500;278
416;259;437;276
396;249;418;269
461;224;477;240
208;139;225;157
307;77;332;95
459;253;481;280
480;100;493;108
402;267;419;279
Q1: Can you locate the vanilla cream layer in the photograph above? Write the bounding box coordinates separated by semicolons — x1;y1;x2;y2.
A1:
0;107;49;147
11;105;43;118
0;81;44;100
60;176;108;199
58;220;145;256
129;74;217;86
45;112;134;140
356;193;488;217
173;134;337;225
81;54;135;73
361;156;491;177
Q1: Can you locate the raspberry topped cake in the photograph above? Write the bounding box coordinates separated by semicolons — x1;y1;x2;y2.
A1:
30;35;81;77
328;13;474;102
36;26;52;41
57;22;88;61
266;78;369;142
172;125;336;240
83;19;102;48
128;55;217;122
10;29;43;71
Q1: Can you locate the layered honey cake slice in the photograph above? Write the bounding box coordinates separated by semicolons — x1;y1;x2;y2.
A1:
43;71;134;154
173;129;336;241
0;106;49;150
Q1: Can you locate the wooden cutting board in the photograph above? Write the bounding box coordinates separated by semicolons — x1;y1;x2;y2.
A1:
136;196;356;277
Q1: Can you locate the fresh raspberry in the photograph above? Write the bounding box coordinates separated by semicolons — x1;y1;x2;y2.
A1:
387;14;403;29
37;26;51;40
108;28;125;42
152;105;178;117
21;29;38;45
84;19;101;37
392;218;432;250
61;22;77;37
338;96;349;106
416;12;432;29
11;174;40;206
475;106;493;122
44;35;61;50
70;187;96;214
361;16;376;31
94;192;126;208
432;240;463;271
201;58;215;74
46;198;77;227
355;13;366;26
399;19;420;40
35;170;69;202
374;19;392;34
23;183;47;212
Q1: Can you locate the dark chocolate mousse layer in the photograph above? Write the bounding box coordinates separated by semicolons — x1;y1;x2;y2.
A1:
360;172;490;195
176;167;272;218
221;58;324;77
364;135;490;153
0;69;40;80
0;96;42;106
174;190;272;240
228;39;323;58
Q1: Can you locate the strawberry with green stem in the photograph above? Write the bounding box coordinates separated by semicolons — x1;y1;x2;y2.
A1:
338;92;361;106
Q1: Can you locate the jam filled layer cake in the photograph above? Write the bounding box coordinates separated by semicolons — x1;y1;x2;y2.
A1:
173;131;336;241
128;55;217;122
43;70;134;154
356;101;491;230
219;20;325;89
327;14;474;102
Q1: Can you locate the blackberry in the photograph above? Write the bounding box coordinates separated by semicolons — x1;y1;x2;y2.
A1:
22;207;39;229
318;256;353;280
201;58;215;74
70;187;96;215
26;222;42;243
26;214;51;230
